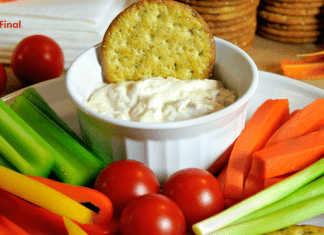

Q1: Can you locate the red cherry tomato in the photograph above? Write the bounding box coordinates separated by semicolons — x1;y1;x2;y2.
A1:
162;168;224;230
94;159;160;217
11;35;64;85
120;194;186;235
0;63;7;96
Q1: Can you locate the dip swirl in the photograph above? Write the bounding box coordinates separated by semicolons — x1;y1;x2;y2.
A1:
86;77;237;123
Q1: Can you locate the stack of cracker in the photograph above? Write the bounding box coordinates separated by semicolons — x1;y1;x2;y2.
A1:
176;0;260;51
257;0;324;44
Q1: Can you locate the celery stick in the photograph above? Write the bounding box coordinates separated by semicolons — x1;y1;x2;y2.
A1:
0;99;55;177
234;176;324;225
11;95;108;186
0;134;35;174
21;88;83;144
192;156;324;235
0;152;16;171
213;194;324;235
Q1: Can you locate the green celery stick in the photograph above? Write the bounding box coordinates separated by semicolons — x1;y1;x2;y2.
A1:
0;99;55;177
11;95;108;186
192;156;324;235
213;194;324;235
0;151;17;171
21;88;83;144
234;176;324;225
0;134;35;173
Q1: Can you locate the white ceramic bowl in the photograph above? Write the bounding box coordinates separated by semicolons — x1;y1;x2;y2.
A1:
66;37;259;182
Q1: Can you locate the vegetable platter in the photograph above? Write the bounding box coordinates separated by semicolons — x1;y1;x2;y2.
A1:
1;70;324;235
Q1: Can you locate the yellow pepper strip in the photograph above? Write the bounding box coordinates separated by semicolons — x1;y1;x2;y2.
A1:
0;165;97;224
63;217;89;235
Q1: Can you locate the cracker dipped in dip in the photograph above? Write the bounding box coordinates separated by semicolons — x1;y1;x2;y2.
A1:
86;0;237;123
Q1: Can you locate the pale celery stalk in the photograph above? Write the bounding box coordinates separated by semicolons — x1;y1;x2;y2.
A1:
0;99;55;177
192;156;324;235
11;95;107;186
212;194;324;235
0;134;36;174
0;152;16;171
21;88;83;144
233;176;324;225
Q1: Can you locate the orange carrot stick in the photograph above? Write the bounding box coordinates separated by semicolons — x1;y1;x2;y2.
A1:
223;198;239;209
281;54;324;80
266;98;324;147
284;109;300;123
217;164;228;191
207;140;235;175
264;172;296;188
250;129;324;179
223;99;289;200
242;173;264;199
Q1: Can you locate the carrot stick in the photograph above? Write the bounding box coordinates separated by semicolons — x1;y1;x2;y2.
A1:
223;99;289;200
250;129;324;179
217;164;228;191
284;109;300;123
264;172;296;188
207;140;235;175
223;198;239;209
281;62;324;80
281;54;324;80
266;98;324;147
242;173;264;199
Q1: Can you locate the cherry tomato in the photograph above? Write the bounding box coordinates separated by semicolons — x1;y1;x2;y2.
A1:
162;168;224;230
94;159;160;217
11;35;64;85
120;194;186;235
0;63;7;96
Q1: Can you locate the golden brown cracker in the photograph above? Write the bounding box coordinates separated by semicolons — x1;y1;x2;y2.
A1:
209;14;256;34
214;20;256;40
257;28;323;43
179;0;252;2
101;0;216;83
176;0;248;7
262;0;324;9
258;9;324;25
258;19;324;31
237;36;255;51
228;29;256;44
259;4;324;16
265;225;324;235
258;24;323;37
190;0;257;15
201;1;258;21
206;12;255;28
267;0;324;2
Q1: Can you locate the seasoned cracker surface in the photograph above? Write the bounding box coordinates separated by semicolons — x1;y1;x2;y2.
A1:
101;0;215;83
265;225;324;235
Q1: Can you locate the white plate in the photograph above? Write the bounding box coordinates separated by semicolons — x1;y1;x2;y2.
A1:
2;70;324;227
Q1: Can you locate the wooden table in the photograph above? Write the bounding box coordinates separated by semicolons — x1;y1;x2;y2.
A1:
2;35;324;98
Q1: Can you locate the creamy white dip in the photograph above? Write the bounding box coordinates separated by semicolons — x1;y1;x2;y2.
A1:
86;77;237;123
